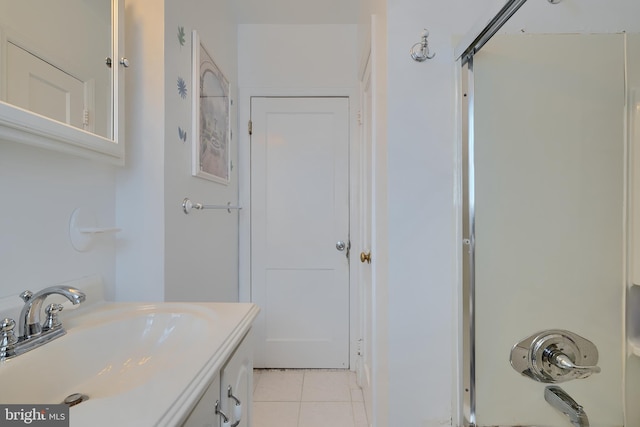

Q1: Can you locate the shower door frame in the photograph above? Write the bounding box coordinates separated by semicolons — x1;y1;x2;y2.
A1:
458;2;632;425
460;57;475;427
456;1;531;425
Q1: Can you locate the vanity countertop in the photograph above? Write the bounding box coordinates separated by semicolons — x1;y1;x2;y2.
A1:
68;302;259;427
0;293;259;427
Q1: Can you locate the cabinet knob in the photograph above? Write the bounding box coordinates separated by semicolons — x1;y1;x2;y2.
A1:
119;57;130;68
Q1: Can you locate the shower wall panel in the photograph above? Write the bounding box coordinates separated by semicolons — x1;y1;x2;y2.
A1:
626;32;640;427
473;33;625;426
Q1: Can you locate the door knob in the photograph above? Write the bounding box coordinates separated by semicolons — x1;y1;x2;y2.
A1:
360;252;371;264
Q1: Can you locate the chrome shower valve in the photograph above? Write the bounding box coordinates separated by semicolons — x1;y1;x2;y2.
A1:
510;329;600;383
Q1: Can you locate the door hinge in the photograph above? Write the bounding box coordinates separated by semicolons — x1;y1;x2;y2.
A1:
248;120;253;135
83;109;90;127
357;110;363;126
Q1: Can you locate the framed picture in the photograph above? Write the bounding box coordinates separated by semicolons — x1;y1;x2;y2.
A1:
192;30;230;184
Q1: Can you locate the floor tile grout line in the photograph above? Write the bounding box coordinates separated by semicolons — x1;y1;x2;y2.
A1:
296;370;305;427
253;368;363;427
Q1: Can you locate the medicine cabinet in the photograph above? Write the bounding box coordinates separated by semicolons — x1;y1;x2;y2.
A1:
0;0;125;164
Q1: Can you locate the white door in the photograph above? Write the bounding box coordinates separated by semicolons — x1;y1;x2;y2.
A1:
358;55;374;423
251;97;350;368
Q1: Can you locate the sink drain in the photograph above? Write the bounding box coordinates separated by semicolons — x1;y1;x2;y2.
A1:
63;393;89;407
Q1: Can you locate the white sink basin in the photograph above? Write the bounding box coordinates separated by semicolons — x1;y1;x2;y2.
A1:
0;303;214;403
0;301;259;426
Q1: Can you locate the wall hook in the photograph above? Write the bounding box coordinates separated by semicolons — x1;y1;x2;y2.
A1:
410;29;435;62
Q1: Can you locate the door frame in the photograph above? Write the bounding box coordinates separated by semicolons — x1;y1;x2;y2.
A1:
238;87;361;370
357;46;374;423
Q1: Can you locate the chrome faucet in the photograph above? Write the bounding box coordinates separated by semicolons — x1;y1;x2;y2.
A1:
0;286;85;360
545;386;589;427
19;286;85;338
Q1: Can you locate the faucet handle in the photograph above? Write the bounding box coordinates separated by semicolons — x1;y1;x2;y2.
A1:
549;350;601;377
1;318;16;333
43;304;64;331
19;290;33;302
1;318;18;348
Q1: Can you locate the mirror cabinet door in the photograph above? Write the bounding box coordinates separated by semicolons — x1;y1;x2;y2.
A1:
0;0;125;164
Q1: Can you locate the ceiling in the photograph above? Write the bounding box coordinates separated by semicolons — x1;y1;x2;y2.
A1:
233;0;359;25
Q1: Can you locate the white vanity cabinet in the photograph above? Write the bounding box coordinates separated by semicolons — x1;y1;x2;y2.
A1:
183;329;254;427
0;295;260;427
183;375;222;427
219;329;253;427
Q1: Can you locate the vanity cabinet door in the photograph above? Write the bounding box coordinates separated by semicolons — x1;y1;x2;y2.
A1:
220;329;254;427
182;375;221;427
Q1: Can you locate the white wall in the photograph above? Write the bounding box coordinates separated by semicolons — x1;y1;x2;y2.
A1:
164;0;239;302
382;1;493;425
117;0;166;301
236;27;358;286
0;141;116;299
0;2;117;304
237;25;357;89
118;0;239;302
379;0;640;425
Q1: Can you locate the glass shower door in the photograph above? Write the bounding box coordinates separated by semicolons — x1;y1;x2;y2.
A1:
470;33;625;426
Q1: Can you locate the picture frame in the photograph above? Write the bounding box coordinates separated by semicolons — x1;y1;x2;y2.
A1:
191;30;230;184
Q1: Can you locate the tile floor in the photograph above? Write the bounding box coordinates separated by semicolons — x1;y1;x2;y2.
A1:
252;369;369;427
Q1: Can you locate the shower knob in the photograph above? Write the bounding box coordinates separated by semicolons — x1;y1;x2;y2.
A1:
510;329;600;383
